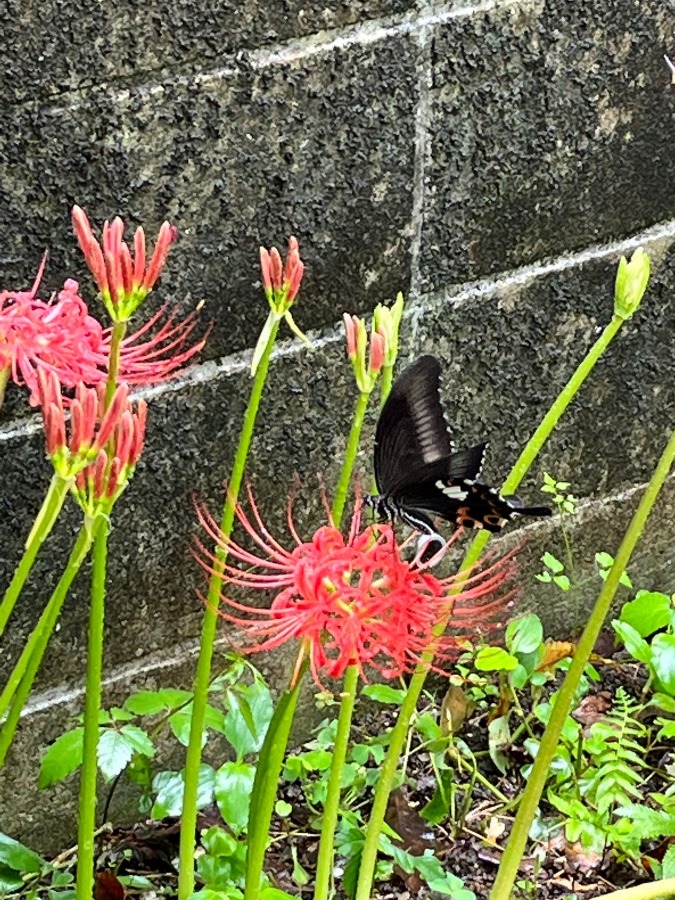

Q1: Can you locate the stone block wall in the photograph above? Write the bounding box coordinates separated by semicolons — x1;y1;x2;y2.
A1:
0;0;673;848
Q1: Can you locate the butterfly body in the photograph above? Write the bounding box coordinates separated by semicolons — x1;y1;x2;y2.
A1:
367;355;551;538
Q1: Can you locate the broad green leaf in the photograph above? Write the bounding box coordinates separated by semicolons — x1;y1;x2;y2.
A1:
215;762;255;835
620;592;672;637
474;646;518;672
119;724;155;758
224;681;274;759
0;833;47;873
39;728;84;789
0;865;24;892
97;729;135;781
260;890;298;900
361;684;406;704
662;843;675;878
541;553;564;575
275;800;292;817
612;621;652;665
421;768;454;824
109;707;134;722
124;688;192;716
202;825;238;857
151;765;215;819
651;633;675;695
507;614;544;654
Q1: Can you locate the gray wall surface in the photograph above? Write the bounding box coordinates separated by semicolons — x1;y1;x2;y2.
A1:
1;0;674;849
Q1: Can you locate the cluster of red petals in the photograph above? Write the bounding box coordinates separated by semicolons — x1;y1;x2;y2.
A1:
0;259;106;403
259;237;304;307
195;491;515;688
37;368;147;508
72;205;177;315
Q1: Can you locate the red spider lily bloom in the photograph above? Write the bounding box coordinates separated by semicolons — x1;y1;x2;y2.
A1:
56;280;207;387
259;236;304;310
37;368;148;512
194;489;515;689
0;260;108;406
72;205;177;322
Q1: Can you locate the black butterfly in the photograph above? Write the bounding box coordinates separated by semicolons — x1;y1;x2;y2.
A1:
366;355;551;540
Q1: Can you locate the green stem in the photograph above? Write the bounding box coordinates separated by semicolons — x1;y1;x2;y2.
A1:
313;665;359;900
332;391;370;528
354;312;627;900
76;519;108;900
591;878;675;900
379;364;394;409
0;475;71;637
244;671;304;900
178;315;281;900
489;427;675;900
0;522;98;764
105;321;127;404
0;365;9;411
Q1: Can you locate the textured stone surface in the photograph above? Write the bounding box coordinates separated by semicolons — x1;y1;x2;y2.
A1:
419;0;675;290
0;33;416;386
0;0;416;105
1;226;672;694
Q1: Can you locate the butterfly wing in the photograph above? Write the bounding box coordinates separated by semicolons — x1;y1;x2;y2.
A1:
374;355;453;495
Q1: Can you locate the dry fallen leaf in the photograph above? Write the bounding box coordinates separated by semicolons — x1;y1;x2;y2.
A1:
441;685;469;734
94;870;125;900
572;691;612;727
536;640;576;671
483;816;506;846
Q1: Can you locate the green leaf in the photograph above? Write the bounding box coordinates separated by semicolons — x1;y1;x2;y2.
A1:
652;633;675;695
361;684;406;704
0;833;47;873
662;843;675;879
421;768;454;824
215;762;255;835
595;552;614;568
125;688;192;716
39;728;84;789
0;865;25;892
119;724;155;758
260;890;298;900
612;621;652;665
109;707;134;722
275;800;292;817
541;553;564;575
224;681;274;759
620;592;672;637
97;730;134;781
507;614;544;654
488;716;511;775
342;850;362;900
474;646;519;672
151;765;216;819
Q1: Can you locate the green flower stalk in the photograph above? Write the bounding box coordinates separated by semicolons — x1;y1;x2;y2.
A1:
490;425;675;900
354;253;651;900
178;238;306;900
0;520;103;765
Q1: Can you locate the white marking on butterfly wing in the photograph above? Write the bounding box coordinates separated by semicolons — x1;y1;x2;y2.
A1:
435;480;468;500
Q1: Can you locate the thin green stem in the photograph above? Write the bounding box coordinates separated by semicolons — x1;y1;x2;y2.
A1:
0;366;9;412
489;427;675;900
354;312;627;900
379;365;394;409
0;522;99;764
332;391;370;528
76;518;109;900
591;879;675;900
105;321;127;404
0;475;71;637
314;665;359;900
178;315;281;900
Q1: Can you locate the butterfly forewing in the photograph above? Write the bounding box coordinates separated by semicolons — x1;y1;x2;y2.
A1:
374;355;453;495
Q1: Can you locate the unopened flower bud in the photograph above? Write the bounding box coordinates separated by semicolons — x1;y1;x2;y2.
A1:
614;248;650;320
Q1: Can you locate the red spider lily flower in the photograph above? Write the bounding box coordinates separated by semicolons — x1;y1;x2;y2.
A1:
56;279;207;387
194;489;516;689
252;236;309;375
37;368;148;512
0;260;108;406
37;368;134;478
72;205;177;322
343;313;385;394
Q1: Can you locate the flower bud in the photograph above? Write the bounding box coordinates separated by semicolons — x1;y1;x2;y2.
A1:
614;248;650;320
373;292;405;367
